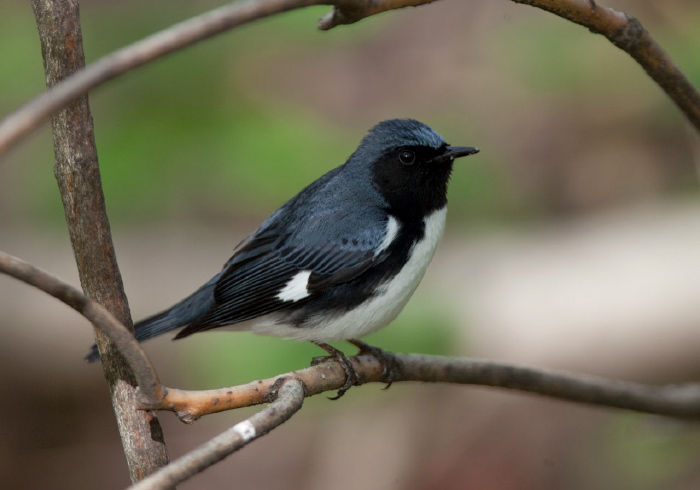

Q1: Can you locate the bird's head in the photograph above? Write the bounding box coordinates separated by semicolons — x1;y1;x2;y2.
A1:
349;119;479;219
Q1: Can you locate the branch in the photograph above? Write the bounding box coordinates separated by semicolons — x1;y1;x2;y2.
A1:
129;379;305;490
31;0;169;480
0;0;321;157
0;250;164;406
511;0;700;133
2;0;696;159
145;353;700;422
321;0;700;131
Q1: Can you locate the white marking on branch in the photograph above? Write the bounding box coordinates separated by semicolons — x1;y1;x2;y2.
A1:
232;420;256;442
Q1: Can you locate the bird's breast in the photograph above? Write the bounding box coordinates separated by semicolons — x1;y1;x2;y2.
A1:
374;206;447;304
321;205;447;339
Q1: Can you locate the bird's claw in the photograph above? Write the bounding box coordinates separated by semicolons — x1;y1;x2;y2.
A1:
311;342;361;399
310;340;399;398
348;339;399;390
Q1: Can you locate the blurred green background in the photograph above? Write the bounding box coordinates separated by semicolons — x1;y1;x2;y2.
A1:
1;1;700;489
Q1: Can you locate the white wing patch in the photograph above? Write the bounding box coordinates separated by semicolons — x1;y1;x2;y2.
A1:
277;270;312;302
375;215;400;256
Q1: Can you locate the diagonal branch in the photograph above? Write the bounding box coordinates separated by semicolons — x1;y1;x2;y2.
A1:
511;0;700;134
0;0;322;157
128;378;306;490
145;353;700;423
0;250;164;406
320;0;700;130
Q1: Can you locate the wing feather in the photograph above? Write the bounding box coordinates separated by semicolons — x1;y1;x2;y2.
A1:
176;214;393;337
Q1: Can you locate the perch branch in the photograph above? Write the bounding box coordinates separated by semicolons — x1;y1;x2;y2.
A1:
145;353;700;422
0;250;163;405
129;379;305;490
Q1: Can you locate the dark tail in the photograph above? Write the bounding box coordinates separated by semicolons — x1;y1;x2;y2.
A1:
85;280;217;362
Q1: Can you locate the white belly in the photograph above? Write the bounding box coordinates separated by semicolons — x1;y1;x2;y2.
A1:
251;207;447;341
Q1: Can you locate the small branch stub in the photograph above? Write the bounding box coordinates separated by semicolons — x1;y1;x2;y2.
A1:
318;0;439;30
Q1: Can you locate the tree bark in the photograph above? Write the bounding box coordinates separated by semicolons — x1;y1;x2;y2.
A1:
31;0;169;483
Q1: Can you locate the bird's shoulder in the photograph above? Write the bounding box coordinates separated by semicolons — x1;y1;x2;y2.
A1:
214;164;394;299
240;162;388;255
222;202;391;284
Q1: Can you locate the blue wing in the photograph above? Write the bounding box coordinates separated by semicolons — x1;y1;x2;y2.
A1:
173;211;388;338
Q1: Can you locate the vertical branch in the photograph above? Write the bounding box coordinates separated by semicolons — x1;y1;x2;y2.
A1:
30;0;169;482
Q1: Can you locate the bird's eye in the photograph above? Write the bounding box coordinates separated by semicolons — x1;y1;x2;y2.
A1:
398;150;416;165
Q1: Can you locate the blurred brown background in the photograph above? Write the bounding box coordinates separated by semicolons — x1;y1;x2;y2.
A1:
1;0;700;488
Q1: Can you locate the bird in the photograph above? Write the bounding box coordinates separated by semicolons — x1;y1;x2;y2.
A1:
87;119;479;398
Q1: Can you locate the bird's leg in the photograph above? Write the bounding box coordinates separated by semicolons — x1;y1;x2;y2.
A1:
348;339;399;390
310;341;359;399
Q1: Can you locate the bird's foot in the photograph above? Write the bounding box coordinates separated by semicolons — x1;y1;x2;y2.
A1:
348;339;399;390
311;341;359;400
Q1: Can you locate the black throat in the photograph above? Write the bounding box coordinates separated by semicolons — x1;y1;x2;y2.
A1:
372;147;453;224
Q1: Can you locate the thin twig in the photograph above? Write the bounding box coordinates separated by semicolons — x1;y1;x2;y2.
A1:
398;354;700;419
511;0;700;133
0;250;163;406
147;353;700;422
321;0;700;130
129;379;306;490
0;0;321;157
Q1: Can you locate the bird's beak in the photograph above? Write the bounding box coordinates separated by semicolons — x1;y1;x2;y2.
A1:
431;146;480;164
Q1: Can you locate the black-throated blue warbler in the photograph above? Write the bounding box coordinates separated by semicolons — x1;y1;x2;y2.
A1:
87;119;478;398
